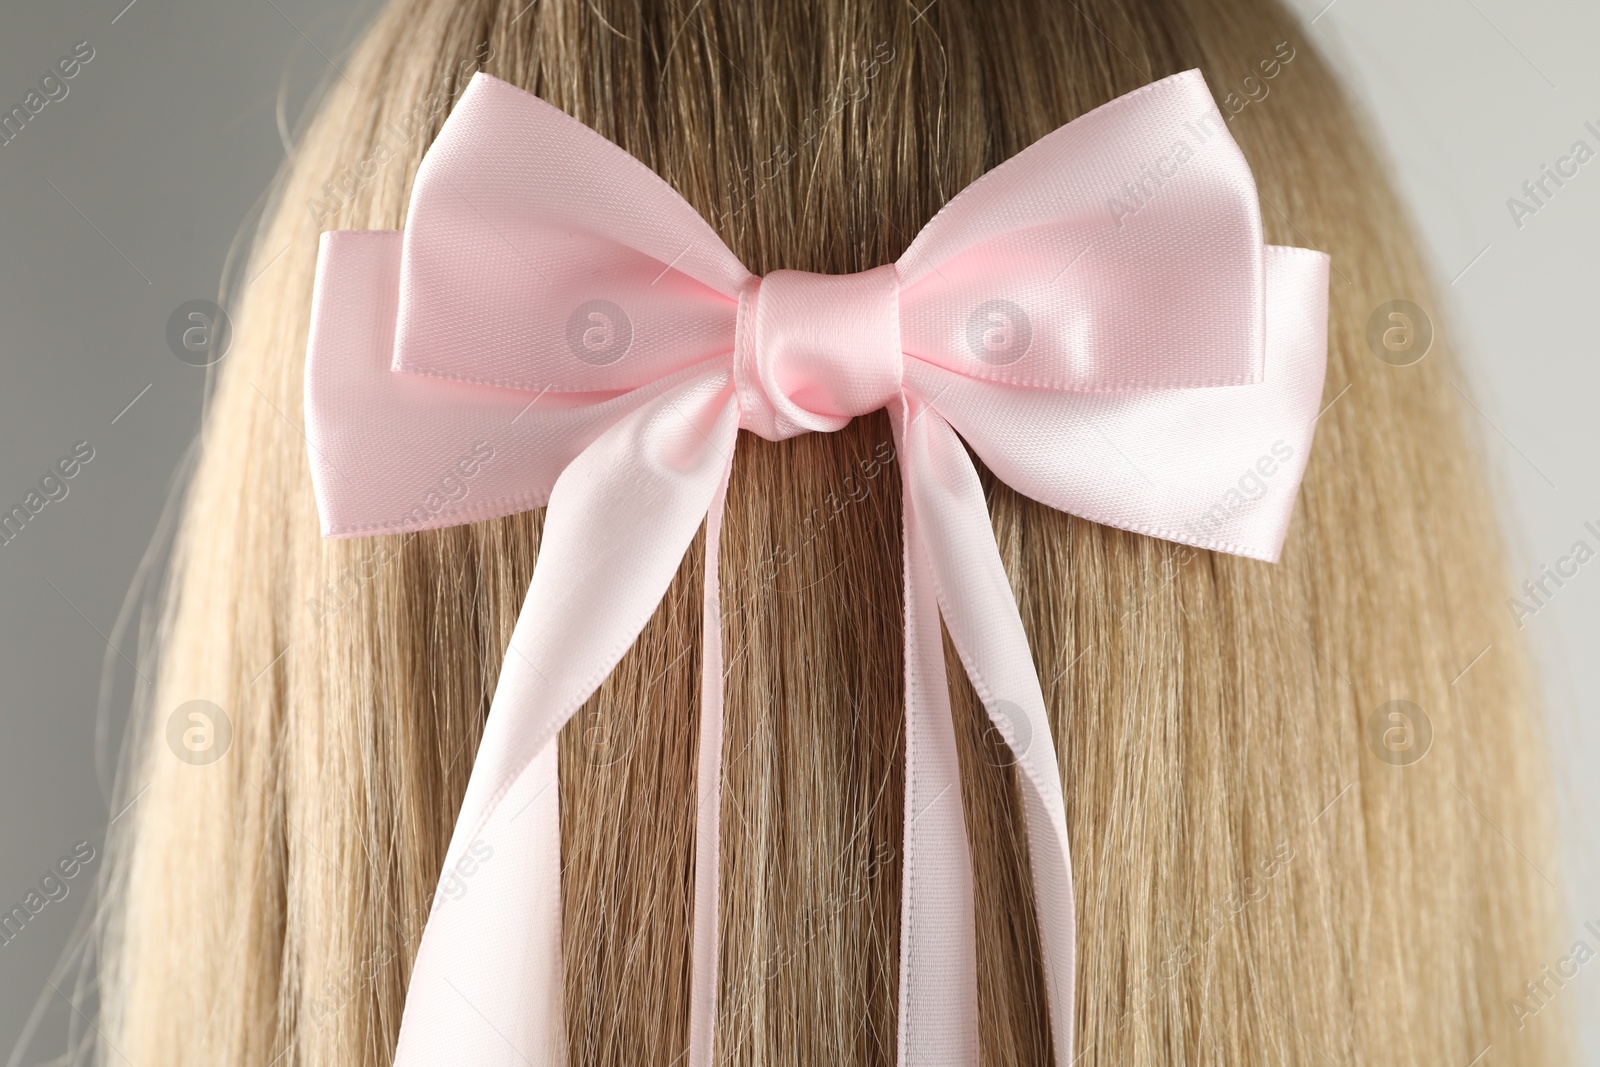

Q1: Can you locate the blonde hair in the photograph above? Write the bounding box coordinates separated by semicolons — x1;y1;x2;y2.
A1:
98;0;1568;1063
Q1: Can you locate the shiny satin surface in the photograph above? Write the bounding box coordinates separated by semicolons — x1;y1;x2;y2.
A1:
304;68;1329;1066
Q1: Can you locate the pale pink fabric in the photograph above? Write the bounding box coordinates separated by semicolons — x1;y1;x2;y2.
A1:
304;69;1329;1066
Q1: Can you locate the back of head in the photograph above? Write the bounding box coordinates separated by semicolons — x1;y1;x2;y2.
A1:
101;0;1567;1064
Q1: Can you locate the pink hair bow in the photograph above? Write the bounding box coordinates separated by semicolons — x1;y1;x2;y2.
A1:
305;69;1328;1065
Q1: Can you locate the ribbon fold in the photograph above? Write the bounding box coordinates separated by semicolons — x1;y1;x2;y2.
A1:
304;68;1328;1066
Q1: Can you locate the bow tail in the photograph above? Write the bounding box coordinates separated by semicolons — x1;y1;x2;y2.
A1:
890;396;983;1065
896;392;1079;1065
694;401;1000;1067
688;447;734;1067
391;373;739;1067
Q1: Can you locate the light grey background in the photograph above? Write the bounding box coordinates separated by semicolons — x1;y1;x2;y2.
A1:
1;0;1595;1062
0;0;372;1060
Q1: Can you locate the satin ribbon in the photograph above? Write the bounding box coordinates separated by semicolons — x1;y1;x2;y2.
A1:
304;68;1329;1065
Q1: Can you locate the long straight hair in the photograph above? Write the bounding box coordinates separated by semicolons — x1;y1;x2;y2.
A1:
100;0;1568;1063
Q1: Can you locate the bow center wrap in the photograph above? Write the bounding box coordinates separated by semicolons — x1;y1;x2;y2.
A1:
734;264;904;440
302;68;1332;1067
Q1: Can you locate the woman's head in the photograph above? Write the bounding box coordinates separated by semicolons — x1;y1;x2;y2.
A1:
102;1;1566;1064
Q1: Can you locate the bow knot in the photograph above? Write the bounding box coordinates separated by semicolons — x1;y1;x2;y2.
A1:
734;264;904;440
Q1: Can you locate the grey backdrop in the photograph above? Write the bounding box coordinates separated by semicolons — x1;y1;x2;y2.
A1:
1;0;1595;1062
0;1;373;1060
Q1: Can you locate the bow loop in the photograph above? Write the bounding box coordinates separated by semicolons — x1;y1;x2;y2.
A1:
899;69;1266;391
734;265;903;440
916;245;1330;562
393;74;748;394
